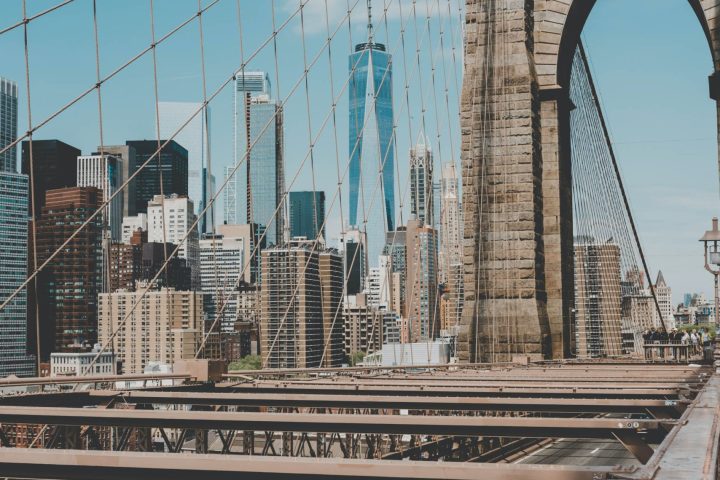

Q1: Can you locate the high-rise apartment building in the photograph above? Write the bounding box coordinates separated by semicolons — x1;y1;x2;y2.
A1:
229;71;285;246
200;229;245;332
319;248;344;367
100;144;137;218
21;140;80;220
348;13;395;266
409;136;433;226
98;288;204;374
125;140;188;215
574;241;623;358
289;191;325;241
405;219;439;342
365;255;393;309
383;228;407;317
158;102;215;234
32;187;103;359
260;239;343;368
77;154;123;241
146;194;200;289
0;78;18;172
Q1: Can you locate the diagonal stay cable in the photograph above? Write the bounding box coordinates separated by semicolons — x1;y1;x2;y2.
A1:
0;0;307;316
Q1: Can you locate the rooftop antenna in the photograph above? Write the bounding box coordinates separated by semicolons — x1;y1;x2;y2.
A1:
367;0;374;44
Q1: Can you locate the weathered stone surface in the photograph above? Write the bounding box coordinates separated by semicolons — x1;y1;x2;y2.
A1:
459;0;720;364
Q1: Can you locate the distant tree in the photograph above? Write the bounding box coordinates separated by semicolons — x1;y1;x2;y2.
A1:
229;355;262;371
350;351;365;366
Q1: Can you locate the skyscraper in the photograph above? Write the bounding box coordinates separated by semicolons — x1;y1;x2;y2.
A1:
405;219;439;342
343;228;367;297
289;191;325;240
33;187;103;359
348;3;395;266
77;154;123;241
200;229;245;332
652;271;674;329
229;71;285;246
409;135;433;226
158;102;214;234
259;238;343;368
125;140;188;214
439;162;463;329
0;78;18;172
0;172;36;376
101;144;137;218
21;140;80;220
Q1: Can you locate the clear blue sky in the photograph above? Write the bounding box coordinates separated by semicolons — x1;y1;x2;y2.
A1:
1;0;717;303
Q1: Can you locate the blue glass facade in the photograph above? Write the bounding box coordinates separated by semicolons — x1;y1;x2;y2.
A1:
349;43;395;265
234;72;284;246
0;172;35;376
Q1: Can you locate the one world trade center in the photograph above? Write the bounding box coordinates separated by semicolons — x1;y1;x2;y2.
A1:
348;0;395;267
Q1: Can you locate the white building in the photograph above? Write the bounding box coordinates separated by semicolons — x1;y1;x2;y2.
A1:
50;345;116;377
652;271;674;329
200;227;245;332
121;213;148;243
365;255;393;309
147;194;200;289
158;101;215;234
363;341;451;367
77;154;123;240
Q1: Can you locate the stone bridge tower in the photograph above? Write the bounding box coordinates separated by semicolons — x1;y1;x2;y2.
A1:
458;0;720;363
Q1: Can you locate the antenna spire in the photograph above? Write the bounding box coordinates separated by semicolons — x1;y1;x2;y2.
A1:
367;0;374;44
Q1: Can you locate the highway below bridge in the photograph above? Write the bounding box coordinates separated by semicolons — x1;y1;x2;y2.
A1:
0;360;717;479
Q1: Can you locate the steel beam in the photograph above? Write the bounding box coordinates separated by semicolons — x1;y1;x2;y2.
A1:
0;448;635;479
46;391;684;416
0;373;191;388
0;406;668;439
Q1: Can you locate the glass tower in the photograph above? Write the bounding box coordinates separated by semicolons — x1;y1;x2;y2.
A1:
348;13;395;267
0;78;18;173
231;71;284;246
0;77;35;376
289;191;325;241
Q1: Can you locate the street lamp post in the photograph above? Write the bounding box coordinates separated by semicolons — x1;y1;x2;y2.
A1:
700;217;720;327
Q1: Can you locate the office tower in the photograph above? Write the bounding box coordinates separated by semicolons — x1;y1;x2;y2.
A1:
342;228;367;296
0;78;18;172
21;140;80;220
261;239;342;368
125;140;188;214
289;191;325;241
319;248;344;367
158;102;214;234
348;7;395;266
215;223;264;285
146;194;200;290
405;218;439;342
200;230;245;332
98;288;204;374
652;271;674;328
32;187;103;359
231;71;285;246
77;154;123;241
574;241;623;358
0;171;35;376
383;228;407;316
121;213;147;243
439;162;463;329
409;135;433;226
109;229;191;293
100;144;137;218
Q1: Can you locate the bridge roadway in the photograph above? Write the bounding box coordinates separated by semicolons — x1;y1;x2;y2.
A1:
0;361;716;479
